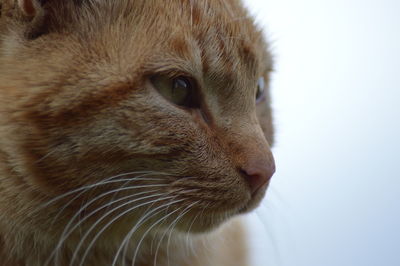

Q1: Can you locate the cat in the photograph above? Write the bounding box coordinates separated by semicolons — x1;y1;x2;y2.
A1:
0;0;275;265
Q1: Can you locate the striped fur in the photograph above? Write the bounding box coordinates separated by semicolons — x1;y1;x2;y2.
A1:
0;0;274;265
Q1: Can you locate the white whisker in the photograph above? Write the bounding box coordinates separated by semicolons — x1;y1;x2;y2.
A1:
154;200;199;266
131;202;195;266
184;203;206;257
47;190;165;266
52;184;169;264
38;171;168;211
56;189;159;260
190;203;210;261
76;196;178;266
49;177;165;227
113;198;185;266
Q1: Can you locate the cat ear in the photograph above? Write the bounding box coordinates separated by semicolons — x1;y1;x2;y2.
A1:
13;0;48;39
6;0;67;39
17;0;41;18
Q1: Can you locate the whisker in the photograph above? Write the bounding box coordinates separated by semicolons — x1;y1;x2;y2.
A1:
131;202;196;266
255;207;285;266
47;191;166;266
166;201;200;266
184;203;206;258
76;196;179;266
148;189;197;257
113;198;184;266
190;203;210;261
118;197;180;266
147;188;198;253
267;186;290;208
38;171;168;211
104;178;142;214
146;189;198;253
55;189;160;263
53;184;169;264
154;200;199;266
49;177;165;227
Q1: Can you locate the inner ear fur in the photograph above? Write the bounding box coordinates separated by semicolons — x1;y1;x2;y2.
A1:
19;0;47;39
18;0;39;17
0;0;47;39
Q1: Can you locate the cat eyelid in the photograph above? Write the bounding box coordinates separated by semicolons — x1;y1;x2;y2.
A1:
150;68;194;79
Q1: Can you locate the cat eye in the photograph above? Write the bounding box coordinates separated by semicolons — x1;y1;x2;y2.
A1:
256;77;266;102
151;75;196;108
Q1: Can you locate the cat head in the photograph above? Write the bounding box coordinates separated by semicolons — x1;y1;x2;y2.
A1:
0;0;275;234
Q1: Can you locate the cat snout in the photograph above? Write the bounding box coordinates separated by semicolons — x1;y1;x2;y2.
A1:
240;155;275;195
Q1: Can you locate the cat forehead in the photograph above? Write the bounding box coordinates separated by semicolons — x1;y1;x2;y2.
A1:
150;31;266;89
112;0;270;81
35;0;271;88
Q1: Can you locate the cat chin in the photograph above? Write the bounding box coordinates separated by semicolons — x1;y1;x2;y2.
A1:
171;202;263;235
182;186;269;233
172;215;233;234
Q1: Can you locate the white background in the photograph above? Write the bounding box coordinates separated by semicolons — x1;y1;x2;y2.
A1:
242;0;400;266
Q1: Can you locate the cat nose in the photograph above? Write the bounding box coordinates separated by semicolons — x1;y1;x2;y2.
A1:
240;156;275;195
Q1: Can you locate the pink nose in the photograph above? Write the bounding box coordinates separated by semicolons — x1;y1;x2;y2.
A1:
241;159;275;195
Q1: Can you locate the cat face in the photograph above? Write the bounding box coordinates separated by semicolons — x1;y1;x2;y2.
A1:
0;0;274;234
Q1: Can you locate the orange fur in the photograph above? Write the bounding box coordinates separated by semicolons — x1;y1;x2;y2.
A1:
0;0;274;265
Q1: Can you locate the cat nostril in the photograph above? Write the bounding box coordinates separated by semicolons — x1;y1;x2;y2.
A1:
240;161;275;195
